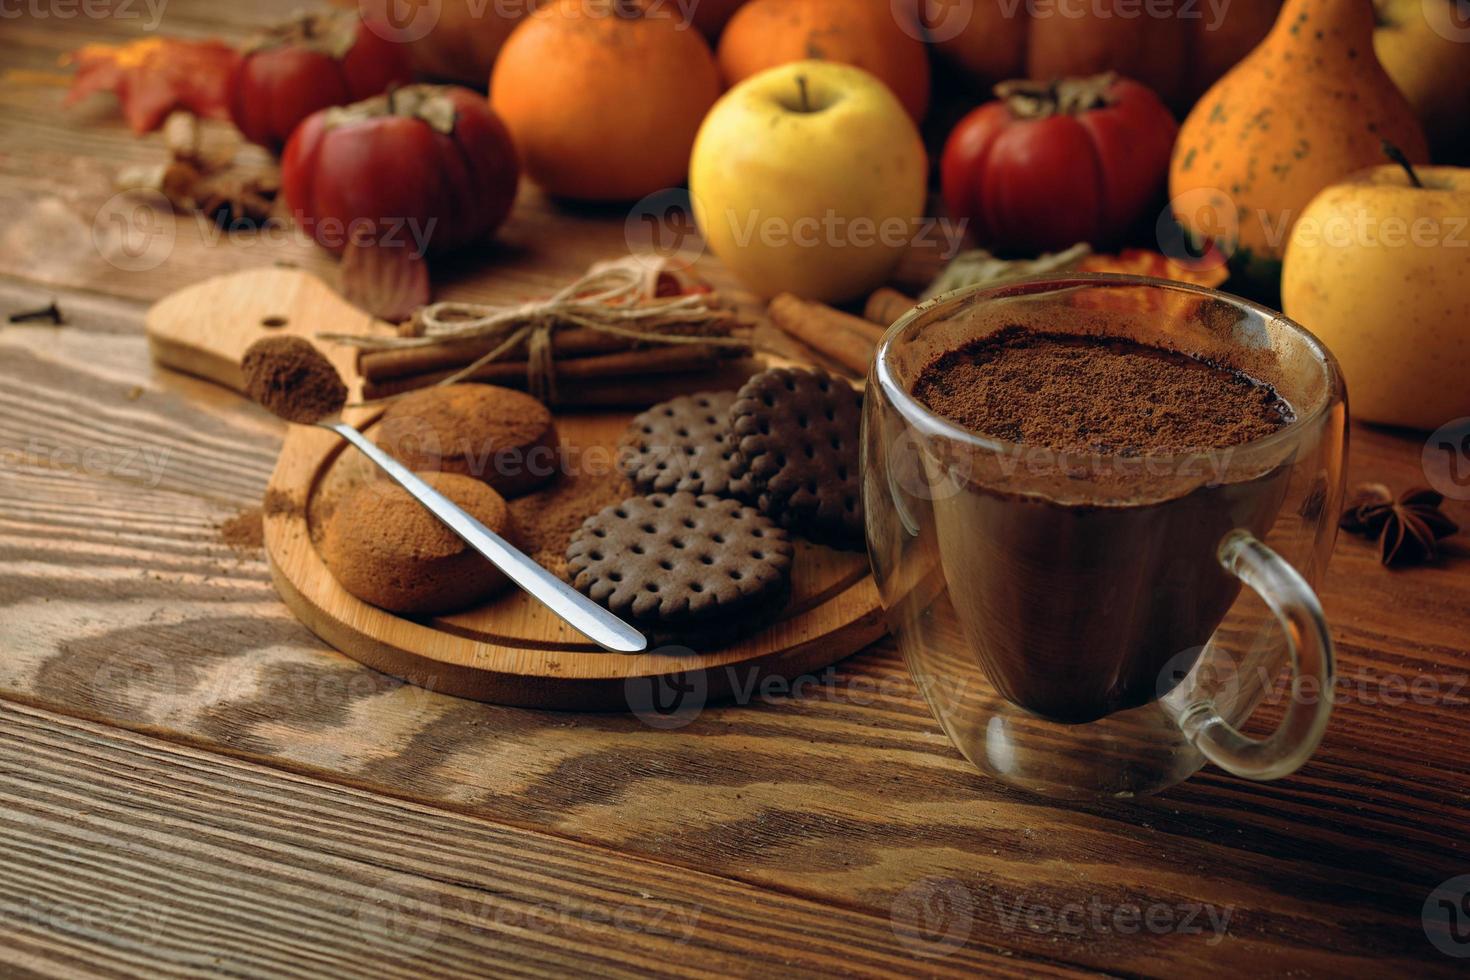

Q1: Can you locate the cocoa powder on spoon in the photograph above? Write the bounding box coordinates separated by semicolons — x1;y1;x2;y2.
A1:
241;335;347;424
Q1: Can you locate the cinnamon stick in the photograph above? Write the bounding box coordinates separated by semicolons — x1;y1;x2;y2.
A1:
358;318;751;382
359;327;635;381
864;288;916;327
766;293;884;375
361;344;741;401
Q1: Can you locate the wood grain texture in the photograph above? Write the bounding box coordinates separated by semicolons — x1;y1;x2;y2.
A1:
0;699;1070;979
3;3;1470;975
2;277;1468;977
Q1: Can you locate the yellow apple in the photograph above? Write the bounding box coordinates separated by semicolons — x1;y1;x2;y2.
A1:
689;60;926;303
1374;0;1470;159
1282;162;1470;430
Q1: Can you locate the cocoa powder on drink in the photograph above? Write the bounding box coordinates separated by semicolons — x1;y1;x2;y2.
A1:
911;327;1294;457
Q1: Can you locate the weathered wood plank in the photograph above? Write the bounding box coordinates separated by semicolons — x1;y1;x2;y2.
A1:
0;699;1071;979
0;353;1464;975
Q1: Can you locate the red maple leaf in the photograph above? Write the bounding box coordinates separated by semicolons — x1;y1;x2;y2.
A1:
63;37;240;135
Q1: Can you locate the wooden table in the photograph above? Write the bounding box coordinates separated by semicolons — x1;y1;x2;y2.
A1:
3;4;1469;976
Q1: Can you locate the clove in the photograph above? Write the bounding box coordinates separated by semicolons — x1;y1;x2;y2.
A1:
8;301;65;325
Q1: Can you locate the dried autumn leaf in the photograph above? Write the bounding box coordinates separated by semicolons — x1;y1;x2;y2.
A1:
1077;249;1228;290
63;37;239;134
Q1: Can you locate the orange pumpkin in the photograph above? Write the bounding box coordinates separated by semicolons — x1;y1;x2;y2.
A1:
1169;0;1428;282
718;0;929;120
923;0;1282;111
490;0;722;201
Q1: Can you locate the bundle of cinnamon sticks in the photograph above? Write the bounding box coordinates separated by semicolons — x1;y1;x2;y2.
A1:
358;320;758;403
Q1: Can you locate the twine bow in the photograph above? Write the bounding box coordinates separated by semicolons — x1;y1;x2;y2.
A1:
320;255;752;403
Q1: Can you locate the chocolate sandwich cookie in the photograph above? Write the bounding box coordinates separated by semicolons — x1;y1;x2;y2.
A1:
729;367;864;547
617;391;753;500
567;492;792;636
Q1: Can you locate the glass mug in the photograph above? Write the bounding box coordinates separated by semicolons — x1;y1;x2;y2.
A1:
862;275;1347;799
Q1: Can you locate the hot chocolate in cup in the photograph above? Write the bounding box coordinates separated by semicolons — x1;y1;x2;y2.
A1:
912;329;1296;724
864;275;1346;798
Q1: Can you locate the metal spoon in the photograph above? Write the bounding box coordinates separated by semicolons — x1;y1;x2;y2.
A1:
323;419;648;653
241;335;646;653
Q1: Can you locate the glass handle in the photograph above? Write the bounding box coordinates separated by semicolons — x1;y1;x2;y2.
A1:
1173;530;1335;780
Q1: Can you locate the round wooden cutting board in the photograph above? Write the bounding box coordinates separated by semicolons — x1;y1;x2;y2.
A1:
262;404;886;710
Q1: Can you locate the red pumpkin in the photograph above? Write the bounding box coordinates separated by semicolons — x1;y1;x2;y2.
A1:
230;10;412;153
281;85;519;255
940;74;1177;256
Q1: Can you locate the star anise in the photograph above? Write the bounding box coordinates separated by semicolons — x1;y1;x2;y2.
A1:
1339;483;1459;567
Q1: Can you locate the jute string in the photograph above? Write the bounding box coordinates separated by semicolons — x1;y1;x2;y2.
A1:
319;256;753;404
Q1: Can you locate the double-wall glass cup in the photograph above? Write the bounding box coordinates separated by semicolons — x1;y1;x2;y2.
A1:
862;275;1347;799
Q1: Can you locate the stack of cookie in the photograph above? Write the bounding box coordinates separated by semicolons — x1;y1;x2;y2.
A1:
568;367;864;643
320;384;563;615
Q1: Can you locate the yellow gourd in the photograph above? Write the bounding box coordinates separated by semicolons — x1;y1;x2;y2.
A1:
1168;0;1428;287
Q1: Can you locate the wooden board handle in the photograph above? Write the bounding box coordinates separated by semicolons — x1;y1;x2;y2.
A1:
144;267;392;396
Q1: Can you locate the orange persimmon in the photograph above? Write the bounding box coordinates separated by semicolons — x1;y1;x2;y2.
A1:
716;0;929;121
489;0;721;201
